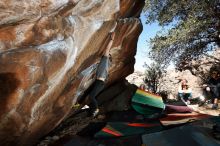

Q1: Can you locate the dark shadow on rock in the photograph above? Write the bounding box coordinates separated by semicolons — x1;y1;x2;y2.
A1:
0;72;20;98
0;72;20;116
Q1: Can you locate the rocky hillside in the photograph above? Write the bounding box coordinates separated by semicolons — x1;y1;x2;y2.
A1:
126;71;145;86
159;69;203;99
179;49;220;80
127;50;220;99
160;50;220;99
0;0;144;145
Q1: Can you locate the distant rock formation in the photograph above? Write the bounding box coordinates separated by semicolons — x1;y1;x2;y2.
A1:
126;71;145;86
126;50;220;99
159;69;203;99
0;0;144;145
178;49;220;80
159;50;220;99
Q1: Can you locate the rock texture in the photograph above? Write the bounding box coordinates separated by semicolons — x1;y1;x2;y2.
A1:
0;0;144;145
98;80;137;113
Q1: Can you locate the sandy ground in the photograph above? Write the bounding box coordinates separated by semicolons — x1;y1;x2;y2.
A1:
188;104;220;116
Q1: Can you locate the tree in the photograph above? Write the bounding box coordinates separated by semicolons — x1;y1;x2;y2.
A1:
144;0;220;67
144;62;165;93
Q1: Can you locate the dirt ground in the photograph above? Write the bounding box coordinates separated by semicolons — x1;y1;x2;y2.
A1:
36;108;105;146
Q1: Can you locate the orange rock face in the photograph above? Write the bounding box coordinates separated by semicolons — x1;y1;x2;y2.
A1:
0;0;144;145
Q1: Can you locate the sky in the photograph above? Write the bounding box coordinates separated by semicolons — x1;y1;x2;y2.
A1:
134;13;161;72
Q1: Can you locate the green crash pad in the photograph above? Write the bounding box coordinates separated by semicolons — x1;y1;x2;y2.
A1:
131;89;165;115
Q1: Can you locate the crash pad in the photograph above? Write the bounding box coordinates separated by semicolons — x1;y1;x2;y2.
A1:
131;89;165;115
142;123;220;146
94;121;162;138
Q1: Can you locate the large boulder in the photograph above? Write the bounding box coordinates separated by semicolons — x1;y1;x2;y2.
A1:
98;80;137;113
0;0;144;145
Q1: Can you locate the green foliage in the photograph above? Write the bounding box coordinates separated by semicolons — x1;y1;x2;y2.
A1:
144;0;220;66
144;62;165;93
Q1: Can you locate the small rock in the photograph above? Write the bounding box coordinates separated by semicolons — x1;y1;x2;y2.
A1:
52;136;59;141
45;136;51;140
